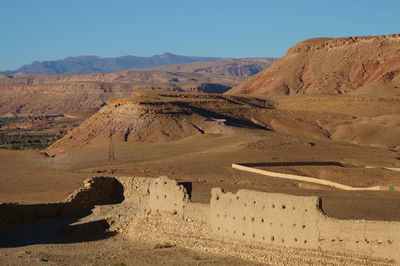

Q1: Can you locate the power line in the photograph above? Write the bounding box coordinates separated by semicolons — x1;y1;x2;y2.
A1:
108;128;115;162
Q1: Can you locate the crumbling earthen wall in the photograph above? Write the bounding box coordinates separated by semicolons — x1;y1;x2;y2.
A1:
183;203;210;223
115;176;151;208
319;218;400;261
210;188;320;249
147;176;191;216
0;175;167;228
0;176;124;227
2;175;400;262
209;187;400;262
115;176;400;261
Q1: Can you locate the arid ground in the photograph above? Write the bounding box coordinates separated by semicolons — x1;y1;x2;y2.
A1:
0;91;399;264
1;34;400;265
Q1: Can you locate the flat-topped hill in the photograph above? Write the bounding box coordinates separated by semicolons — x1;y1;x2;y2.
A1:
45;91;267;154
228;34;400;96
0;58;275;116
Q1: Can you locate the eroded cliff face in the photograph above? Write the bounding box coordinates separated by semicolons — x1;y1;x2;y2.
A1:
0;81;190;116
0;58;275;116
0;58;276;116
45;91;267;153
228;34;400;96
0;81;233;116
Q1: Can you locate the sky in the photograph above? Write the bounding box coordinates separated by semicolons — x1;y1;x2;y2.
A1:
1;0;400;70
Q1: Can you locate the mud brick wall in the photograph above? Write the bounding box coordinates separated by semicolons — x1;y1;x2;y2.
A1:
115;176;151;208
210;188;321;249
319;218;400;261
147;176;191;216
209;187;400;261
0;176;123;227
183;203;210;223
2;175;400;262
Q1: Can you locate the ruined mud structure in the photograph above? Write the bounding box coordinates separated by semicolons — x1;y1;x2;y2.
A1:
1;176;399;264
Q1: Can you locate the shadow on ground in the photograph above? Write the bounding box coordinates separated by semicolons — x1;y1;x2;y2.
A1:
0;214;115;248
239;161;345;167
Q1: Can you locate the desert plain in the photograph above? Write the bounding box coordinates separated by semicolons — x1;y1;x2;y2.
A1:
1;34;400;265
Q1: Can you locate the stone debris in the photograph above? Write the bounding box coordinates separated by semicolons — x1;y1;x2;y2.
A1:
110;209;394;266
1;175;398;265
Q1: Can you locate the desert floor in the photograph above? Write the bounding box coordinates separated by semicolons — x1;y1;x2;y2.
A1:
1;94;400;264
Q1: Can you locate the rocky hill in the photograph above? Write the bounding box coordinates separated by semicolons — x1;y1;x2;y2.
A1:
228;34;400;96
144;58;277;78
45;91;267;153
2;53;220;75
0;58;274;116
45;90;400;154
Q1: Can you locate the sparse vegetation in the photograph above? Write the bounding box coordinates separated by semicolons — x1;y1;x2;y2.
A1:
0;133;60;150
0;117;23;127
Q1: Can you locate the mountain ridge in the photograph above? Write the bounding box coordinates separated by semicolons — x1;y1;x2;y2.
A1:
1;52;221;75
0;58;276;116
228;33;400;96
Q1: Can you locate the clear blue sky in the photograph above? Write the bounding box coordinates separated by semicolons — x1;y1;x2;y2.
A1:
1;0;399;70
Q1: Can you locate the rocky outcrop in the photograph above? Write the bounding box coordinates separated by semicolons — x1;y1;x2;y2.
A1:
228;34;400;95
145;58;277;78
0;81;230;116
45;91;267;153
0;58;275;116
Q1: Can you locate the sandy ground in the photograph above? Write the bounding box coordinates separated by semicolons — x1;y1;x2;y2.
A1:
0;149;86;203
1;94;399;264
0;236;254;266
0;201;393;266
1;127;399;220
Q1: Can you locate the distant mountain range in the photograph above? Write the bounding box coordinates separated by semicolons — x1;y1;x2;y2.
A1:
0;57;277;115
1;53;221;75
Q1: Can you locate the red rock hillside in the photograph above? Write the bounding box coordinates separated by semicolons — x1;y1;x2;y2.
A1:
227;34;400;96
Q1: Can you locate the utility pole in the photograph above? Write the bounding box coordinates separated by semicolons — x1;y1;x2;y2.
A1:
108;128;115;162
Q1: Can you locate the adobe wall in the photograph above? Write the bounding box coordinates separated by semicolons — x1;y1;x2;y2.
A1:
0;175;180;227
0;176;124;227
2;175;400;262
147;176;191;216
209;187;400;262
0;175;204;228
319;217;400;261
183;203;210;223
115;176;151;208
210;188;321;249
